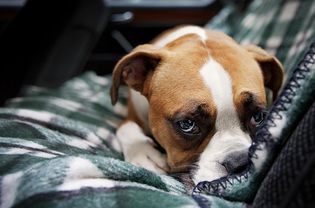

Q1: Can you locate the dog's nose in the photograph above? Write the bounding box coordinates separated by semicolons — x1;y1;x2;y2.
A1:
222;151;249;174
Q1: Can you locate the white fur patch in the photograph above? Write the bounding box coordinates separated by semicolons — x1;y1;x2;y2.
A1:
130;89;149;130
200;59;241;130
154;26;207;48
112;101;128;117
193;58;251;183
116;121;167;174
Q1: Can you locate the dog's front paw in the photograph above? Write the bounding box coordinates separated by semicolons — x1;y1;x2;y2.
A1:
117;122;169;174
125;142;168;174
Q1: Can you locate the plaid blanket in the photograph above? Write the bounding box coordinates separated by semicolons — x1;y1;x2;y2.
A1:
0;72;245;208
207;0;315;78
0;0;314;207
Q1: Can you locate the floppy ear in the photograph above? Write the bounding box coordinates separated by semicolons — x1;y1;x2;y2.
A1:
110;44;164;105
244;45;284;100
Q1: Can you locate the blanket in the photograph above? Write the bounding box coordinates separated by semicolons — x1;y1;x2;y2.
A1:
0;72;246;208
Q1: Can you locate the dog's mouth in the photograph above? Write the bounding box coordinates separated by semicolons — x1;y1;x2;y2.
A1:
170;170;196;191
220;151;250;175
170;157;249;191
151;133;250;190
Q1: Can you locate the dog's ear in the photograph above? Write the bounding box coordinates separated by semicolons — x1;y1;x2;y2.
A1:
110;44;165;105
244;45;284;100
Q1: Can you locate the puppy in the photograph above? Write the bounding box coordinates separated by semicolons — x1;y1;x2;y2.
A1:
110;25;283;186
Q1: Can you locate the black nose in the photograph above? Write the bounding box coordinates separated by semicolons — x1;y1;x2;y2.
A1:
222;151;249;174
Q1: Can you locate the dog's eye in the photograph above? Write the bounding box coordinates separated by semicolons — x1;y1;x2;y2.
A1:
250;110;266;126
177;119;200;134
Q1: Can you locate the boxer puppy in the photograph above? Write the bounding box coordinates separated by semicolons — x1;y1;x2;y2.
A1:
111;25;283;186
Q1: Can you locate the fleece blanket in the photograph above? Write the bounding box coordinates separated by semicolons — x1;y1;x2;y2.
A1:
0;72;246;208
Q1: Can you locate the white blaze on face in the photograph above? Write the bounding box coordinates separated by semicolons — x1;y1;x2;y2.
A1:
130;26;207;128
193;58;251;184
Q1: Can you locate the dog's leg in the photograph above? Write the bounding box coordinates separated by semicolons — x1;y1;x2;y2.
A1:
116;121;168;174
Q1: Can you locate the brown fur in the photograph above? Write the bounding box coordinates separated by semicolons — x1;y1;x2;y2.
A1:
111;26;284;173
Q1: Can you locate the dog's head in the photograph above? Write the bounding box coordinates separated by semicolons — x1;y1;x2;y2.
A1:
111;27;283;185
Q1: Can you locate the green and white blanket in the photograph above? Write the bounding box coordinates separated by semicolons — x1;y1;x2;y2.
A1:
0;73;185;207
0;0;314;207
0;72;244;208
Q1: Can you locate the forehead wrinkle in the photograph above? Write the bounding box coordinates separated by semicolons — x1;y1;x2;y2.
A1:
149;52;210;104
240;91;259;106
205;38;266;104
170;101;212;118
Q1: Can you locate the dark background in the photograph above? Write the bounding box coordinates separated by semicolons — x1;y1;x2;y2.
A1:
0;0;222;105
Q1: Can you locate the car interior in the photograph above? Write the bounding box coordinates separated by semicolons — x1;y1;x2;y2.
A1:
0;0;223;105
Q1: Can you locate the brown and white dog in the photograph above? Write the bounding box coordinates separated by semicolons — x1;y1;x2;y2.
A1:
110;25;283;186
